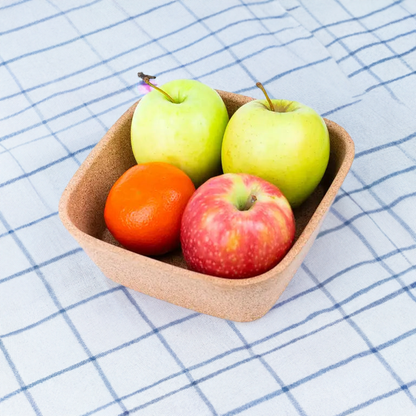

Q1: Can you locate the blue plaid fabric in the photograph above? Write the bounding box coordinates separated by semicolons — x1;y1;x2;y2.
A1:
1;0;416;415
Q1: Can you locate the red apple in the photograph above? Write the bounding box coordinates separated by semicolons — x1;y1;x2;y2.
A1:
180;173;295;279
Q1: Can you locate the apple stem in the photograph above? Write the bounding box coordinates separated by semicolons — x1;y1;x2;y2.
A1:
243;194;257;211
138;72;175;103
256;82;275;112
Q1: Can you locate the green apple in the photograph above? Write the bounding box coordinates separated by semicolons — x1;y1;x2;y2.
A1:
221;83;330;207
131;76;229;187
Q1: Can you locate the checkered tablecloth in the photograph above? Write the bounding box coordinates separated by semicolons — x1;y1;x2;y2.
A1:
1;1;416;415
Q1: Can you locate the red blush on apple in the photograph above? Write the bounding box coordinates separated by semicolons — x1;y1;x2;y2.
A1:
180;173;295;279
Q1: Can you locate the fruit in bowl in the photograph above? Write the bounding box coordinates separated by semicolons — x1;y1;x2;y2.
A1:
59;86;355;321
131;73;229;187
104;162;195;256
222;82;330;207
180;173;295;279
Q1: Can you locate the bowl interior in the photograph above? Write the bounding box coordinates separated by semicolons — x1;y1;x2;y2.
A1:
64;91;350;272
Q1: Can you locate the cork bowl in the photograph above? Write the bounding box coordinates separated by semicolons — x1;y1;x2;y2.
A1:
59;90;354;322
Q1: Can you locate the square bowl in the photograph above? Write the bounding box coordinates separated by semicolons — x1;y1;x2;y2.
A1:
59;90;354;322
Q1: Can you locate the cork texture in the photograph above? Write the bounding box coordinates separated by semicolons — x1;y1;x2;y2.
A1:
59;90;355;322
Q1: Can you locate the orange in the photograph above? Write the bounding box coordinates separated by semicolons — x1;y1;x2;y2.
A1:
104;162;195;256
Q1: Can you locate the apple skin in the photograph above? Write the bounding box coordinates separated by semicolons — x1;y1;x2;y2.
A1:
180;173;295;279
131;79;229;187
221;99;330;207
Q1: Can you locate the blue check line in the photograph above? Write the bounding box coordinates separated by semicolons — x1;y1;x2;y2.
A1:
0;0;101;36
334;165;416;204
311;0;402;34
321;99;361;117
240;0;291;47
363;70;416;94
0;81;357;162
0;47;344;160
180;0;282;86
325;13;416;48
0;150;412;410
1;24;327;158
112;2;194;82
1;200;412;402
0;1;280;105
170;3;280;88
1;241;414;346
0;0;31;10
336;29;416;64
0;83;136;143
3;4;412;412
0;143;95;189
0;1;408;118
0;211;58;239
334;0;414;75
337;182;413;256
227;321;307;416
278;278;416;356
0;1;177;68
0;53;81;169
1;95;139;156
331;199;416;307
2;57;327;190
85;346;250;415
0;212;128;413
255;265;416;350
349;45;416;78
299;0;399;101
125;276;416;416
235;56;332;94
0;0;278;95
116;378;204;416
197;36;314;81
0;25;297;123
0;287;122;338
303;263;416;406
0;339;42;415
336;380;416;416
271;243;416;313
81;102;108;132
3;265;416;410
2;240;416;352
45;0;137;117
0;141;53;211
0;46;136;104
0;313;199;405
0;141;413;280
122;285;416;415
2;239;414;347
1;15;290;142
121;288;218;415
348;169;416;249
0;248;82;284
140;21;293;74
236;0;301;80
0;0;399;100
0;355;96;405
2;239;413;350
223;324;416;416
399;3;416;29
318;191;416;239
0;76;113;122
1;36;325;150
356;131;416;159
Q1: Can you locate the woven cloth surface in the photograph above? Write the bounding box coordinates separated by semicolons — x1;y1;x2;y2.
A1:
1;1;416;415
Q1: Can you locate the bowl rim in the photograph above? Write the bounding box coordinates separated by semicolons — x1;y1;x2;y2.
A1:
59;92;355;289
